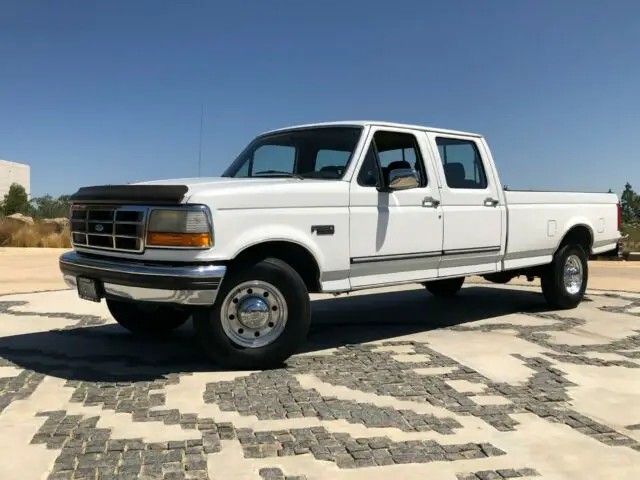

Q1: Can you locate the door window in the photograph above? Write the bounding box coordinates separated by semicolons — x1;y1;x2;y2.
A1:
436;137;487;189
357;131;427;187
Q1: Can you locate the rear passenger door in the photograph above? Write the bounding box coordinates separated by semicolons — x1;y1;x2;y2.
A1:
425;133;504;276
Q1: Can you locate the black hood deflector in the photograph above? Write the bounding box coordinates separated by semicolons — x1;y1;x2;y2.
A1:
69;184;189;205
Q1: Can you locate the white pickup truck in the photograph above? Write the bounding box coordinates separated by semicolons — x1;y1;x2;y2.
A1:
59;121;621;368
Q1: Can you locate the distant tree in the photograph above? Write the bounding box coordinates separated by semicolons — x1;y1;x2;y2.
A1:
620;182;640;224
29;194;71;219
1;183;30;216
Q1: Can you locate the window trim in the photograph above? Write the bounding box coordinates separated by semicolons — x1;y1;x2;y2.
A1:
356;130;428;189
435;136;488;190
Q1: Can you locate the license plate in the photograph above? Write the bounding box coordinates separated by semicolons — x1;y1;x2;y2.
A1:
76;277;103;302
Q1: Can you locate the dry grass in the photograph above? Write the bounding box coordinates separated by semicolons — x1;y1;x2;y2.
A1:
0;219;71;248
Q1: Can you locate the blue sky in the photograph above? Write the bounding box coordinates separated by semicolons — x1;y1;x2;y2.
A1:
1;0;639;197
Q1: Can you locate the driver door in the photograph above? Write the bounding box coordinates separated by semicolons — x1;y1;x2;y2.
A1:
348;127;444;288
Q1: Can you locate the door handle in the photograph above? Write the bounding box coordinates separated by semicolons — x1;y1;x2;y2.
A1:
422;196;440;208
484;197;499;207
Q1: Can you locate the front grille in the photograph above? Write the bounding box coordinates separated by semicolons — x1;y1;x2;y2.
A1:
70;205;147;253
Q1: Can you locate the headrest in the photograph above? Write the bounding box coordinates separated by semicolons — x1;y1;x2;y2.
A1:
387;160;411;171
444;162;466;186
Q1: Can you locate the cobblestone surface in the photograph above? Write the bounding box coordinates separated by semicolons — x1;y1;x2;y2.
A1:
237;425;506;466
455;467;541;479
259;467;308;480
33;410;212;479
1;285;639;479
204;371;463;433
0;367;45;414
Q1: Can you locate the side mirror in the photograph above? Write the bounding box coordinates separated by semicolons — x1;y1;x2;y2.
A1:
388;168;420;190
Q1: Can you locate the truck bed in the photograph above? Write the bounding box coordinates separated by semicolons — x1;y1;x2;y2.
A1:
502;190;619;271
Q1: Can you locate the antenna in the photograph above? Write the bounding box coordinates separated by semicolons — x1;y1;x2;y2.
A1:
197;103;204;176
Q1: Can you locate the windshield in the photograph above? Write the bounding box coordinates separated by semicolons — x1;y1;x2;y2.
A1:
222;126;363;179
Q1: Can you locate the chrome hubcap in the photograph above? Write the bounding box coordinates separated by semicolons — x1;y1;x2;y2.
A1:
563;254;583;295
220;281;288;348
237;297;270;330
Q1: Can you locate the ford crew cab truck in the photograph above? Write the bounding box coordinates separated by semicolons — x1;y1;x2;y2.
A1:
59;121;622;369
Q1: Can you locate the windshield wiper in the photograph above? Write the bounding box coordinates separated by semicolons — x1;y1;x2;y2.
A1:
253;170;305;180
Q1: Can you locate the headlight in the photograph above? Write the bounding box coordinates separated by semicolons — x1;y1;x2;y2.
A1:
146;208;213;248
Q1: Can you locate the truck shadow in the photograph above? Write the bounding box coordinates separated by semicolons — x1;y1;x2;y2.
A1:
303;285;546;353
0;285;549;382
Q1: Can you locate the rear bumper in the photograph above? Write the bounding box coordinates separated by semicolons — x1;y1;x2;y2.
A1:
59;251;226;306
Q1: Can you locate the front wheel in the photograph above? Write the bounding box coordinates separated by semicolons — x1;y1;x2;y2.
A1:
541;243;588;310
106;299;191;335
424;277;465;298
193;257;311;369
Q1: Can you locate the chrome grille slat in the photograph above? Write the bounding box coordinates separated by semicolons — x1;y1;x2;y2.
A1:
96;221;139;224
70;205;147;253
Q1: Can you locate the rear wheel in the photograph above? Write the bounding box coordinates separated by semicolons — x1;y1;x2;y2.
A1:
541;243;588;310
193;257;311;369
424;277;465;298
106;299;191;334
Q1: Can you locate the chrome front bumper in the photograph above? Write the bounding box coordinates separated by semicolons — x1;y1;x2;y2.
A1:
59;251;227;306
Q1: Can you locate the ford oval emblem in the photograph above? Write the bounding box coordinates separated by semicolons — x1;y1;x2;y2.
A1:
95;224;104;233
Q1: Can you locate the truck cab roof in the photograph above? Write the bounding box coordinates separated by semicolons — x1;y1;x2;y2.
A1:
260;120;484;139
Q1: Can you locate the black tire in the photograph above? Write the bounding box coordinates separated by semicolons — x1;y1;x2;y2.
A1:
193;257;311;369
106;298;191;335
424;277;465;298
541;243;588;310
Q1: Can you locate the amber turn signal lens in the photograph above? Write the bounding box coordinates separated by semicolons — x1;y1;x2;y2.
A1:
146;232;212;248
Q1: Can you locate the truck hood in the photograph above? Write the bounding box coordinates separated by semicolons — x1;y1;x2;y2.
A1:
134;176;300;190
133;176;350;209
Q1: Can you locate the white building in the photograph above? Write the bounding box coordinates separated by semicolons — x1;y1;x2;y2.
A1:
0;160;31;199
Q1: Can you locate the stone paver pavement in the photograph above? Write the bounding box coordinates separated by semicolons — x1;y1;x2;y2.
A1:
1;283;640;479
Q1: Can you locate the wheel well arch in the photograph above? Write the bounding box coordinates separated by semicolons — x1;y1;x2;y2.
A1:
556;224;593;256
229;240;322;293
